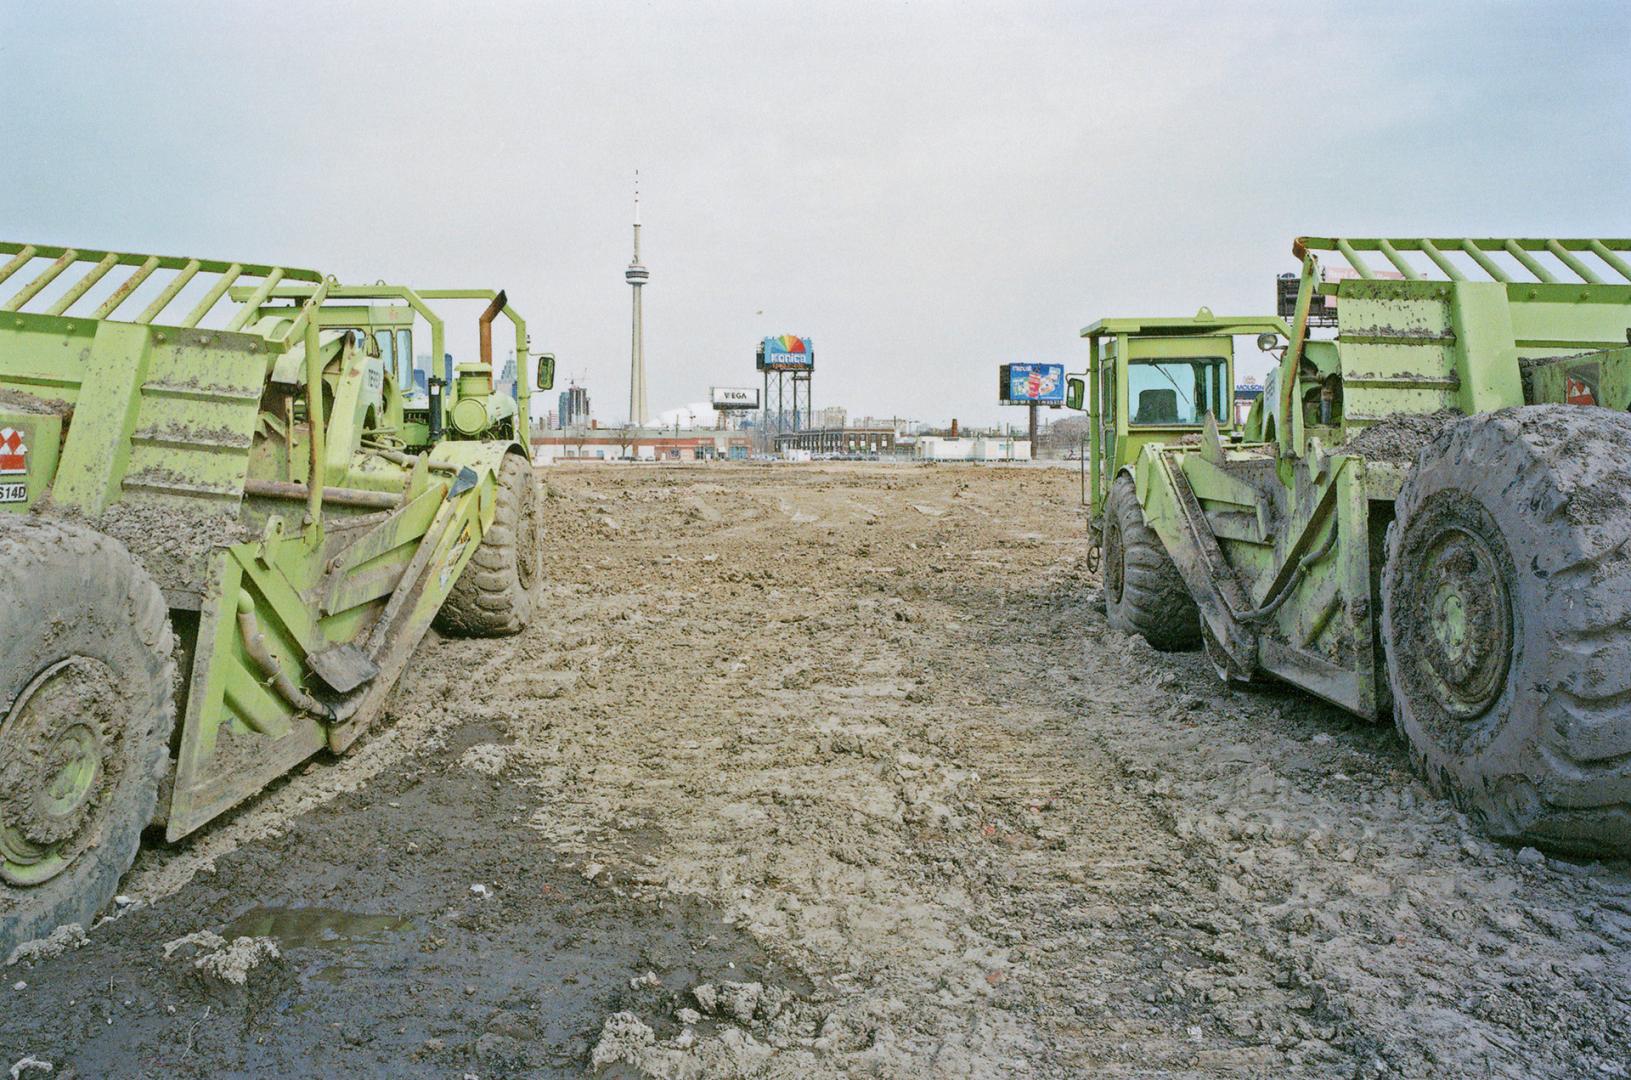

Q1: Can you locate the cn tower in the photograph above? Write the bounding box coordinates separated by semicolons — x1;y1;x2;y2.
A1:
625;174;650;427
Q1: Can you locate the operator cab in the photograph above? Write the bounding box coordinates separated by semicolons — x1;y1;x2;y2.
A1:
1066;309;1289;517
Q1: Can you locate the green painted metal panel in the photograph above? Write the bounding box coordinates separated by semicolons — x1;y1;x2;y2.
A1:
0;320;90;406
1445;282;1524;413
49;321;154;514
1505;285;1631;350
123;332;266;503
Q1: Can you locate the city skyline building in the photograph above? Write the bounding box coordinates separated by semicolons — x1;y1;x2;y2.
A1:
559;383;591;429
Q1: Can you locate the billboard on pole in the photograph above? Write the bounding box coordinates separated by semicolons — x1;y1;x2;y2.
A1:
998;363;1065;405
711;387;761;410
757;335;814;371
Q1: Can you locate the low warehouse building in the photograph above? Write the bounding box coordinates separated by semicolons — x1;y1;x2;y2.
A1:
914;436;1031;461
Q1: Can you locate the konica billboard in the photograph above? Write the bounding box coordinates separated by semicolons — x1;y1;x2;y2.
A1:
711;387;760;410
999;363;1066;405
757;335;814;371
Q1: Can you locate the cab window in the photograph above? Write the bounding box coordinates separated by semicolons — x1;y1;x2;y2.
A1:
374;329;395;370
1127;357;1226;426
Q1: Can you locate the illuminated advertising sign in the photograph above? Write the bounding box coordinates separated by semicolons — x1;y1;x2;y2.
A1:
757;335;814;371
999;363;1065;405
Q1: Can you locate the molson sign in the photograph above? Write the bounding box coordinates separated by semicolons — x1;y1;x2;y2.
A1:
999;363;1065;405
758;335;814;371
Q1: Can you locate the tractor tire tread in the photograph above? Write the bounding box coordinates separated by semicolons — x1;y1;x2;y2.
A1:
1104;474;1200;651
0;516;174;962
434;454;541;638
1382;405;1631;856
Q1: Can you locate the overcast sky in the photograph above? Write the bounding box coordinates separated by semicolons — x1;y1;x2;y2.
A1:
3;1;1628;427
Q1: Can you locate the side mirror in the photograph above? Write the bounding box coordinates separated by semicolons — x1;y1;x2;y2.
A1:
535;353;556;391
1065;376;1085;411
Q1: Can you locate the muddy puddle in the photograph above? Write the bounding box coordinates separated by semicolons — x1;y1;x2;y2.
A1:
1;724;799;1077
223;906;411;952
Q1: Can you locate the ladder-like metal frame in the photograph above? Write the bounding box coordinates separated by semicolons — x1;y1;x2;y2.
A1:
1294;236;1631;286
0;241;327;337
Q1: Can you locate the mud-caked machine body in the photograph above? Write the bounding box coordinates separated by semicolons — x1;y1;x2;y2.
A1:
1070;236;1631;855
0;242;555;956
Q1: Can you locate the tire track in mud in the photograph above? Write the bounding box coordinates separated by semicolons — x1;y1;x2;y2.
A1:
1036;564;1631;1079
930;574;1363;1076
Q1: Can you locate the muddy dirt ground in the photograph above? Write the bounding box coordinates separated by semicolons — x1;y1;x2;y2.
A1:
5;463;1631;1078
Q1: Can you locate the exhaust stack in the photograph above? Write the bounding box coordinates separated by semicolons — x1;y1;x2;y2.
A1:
478;290;508;368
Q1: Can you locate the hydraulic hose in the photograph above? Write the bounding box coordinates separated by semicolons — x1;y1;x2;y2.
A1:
236;592;360;724
1238;522;1339;623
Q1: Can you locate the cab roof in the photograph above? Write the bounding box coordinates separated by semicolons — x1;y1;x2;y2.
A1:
1080;309;1289;339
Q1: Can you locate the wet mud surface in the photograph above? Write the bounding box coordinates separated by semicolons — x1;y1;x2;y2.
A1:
3;722;789;1077
5;463;1631;1077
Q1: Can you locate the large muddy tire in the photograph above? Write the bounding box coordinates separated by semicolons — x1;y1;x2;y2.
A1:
1382;406;1631;856
1102;473;1200;651
435;454;542;637
0;516;174;961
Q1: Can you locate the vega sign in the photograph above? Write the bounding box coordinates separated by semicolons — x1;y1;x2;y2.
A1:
711;387;760;410
998;363;1065;406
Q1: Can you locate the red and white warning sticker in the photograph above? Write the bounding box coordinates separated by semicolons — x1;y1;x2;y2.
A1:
0;427;29;502
0;427;27;475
